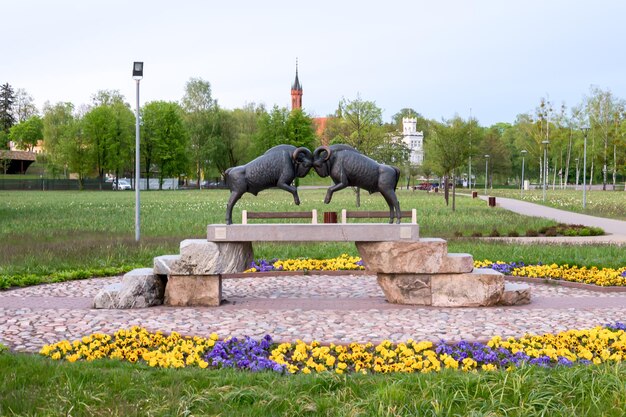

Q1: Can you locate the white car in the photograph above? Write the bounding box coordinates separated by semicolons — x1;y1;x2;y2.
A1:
112;179;132;190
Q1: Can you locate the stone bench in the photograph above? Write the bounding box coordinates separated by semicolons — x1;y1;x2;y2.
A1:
94;223;530;309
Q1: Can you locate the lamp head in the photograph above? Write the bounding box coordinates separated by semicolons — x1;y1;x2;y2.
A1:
132;62;144;79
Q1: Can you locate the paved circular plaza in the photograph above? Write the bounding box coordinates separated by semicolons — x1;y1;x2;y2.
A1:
1;274;625;352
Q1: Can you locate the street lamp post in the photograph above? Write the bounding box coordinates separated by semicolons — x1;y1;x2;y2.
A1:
575;158;579;188
520;149;527;198
133;62;143;242
581;126;589;209
542;140;549;202
484;154;490;196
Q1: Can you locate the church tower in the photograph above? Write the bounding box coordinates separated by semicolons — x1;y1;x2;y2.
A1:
291;59;303;110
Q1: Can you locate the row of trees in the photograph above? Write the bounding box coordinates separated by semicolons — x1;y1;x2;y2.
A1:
3;79;625;198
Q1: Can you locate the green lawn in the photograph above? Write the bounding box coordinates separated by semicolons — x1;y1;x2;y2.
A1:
1;188;624;288
1;353;625;417
487;188;626;221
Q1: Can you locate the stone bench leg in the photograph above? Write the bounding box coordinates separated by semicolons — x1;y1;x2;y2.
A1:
164;275;222;307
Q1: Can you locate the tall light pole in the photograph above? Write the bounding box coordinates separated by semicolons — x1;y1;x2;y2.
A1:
468;108;472;191
574;157;579;188
582;125;589;209
133;62;143;242
520;149;527;198
484;154;490;196
542;140;549;202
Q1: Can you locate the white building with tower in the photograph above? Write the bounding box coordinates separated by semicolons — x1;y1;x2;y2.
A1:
401;117;424;165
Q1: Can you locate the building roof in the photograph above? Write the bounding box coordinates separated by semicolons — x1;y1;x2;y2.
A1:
0;150;37;161
291;60;302;91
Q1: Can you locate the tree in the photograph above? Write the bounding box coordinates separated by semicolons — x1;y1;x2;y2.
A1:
181;78;216;187
0;83;16;136
141;101;189;189
14;88;38;122
426;116;471;210
83;105;116;188
42;102;92;186
585;86;625;190
254;105;289;154
8;115;43;152
333;95;384;155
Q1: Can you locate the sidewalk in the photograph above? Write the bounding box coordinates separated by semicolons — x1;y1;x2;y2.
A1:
467;194;626;244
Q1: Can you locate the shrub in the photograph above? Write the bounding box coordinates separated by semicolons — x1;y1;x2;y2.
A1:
525;229;539;237
489;229;501;237
454;231;464;237
578;228;591;236
545;227;558;237
507;231;519;237
471;232;483;238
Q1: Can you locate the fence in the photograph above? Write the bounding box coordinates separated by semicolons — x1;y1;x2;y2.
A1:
0;178;179;191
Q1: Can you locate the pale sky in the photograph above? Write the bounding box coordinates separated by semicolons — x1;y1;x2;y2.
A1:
3;0;625;126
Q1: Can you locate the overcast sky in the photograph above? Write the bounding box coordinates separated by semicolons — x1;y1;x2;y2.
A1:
3;0;625;126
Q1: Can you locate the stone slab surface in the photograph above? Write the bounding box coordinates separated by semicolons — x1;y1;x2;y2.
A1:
431;268;504;307
356;239;473;274
94;268;164;309
170;240;253;275
154;255;180;275
165;275;222;307
500;282;532;306
377;274;431;305
207;224;420;242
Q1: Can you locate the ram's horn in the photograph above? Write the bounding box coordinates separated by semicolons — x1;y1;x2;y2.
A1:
313;146;331;161
292;147;311;161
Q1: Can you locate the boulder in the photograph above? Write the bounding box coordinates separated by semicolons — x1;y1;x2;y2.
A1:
377;274;431;305
356;238;473;274
93;268;165;309
93;283;123;309
170;239;253;275
431;268;504;307
499;282;532;306
153;254;180;275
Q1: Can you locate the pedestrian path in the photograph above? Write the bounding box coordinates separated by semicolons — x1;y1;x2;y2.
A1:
1;275;625;353
468;194;626;244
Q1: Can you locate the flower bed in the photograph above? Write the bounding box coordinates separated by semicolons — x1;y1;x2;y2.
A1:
475;260;626;287
244;257;626;287
40;324;626;374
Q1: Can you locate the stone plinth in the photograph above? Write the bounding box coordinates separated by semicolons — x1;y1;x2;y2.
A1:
357;239;473;274
377;268;505;307
170;239;253;275
165;275;222;307
207;224;420;242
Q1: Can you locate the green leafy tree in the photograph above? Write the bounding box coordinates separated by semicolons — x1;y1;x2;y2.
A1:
42;102;92;187
0;83;16;136
83;105;116;188
141;101;189;189
426;116;471;210
584;86;625;190
286;108;317;150
8;115;43;152
333;95;384;155
254;105;289;154
181;78;216;187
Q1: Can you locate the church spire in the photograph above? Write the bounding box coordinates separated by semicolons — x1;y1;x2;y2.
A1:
291;58;303;110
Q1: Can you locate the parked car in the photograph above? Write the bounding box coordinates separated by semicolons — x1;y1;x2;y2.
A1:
112;179;132;190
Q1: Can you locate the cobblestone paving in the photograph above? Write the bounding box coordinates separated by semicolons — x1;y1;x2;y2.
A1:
1;275;625;353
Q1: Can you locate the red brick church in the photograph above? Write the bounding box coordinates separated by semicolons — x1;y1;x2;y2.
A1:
290;61;329;143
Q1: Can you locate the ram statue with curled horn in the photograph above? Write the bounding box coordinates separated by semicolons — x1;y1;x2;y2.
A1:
312;144;402;224
223;145;314;225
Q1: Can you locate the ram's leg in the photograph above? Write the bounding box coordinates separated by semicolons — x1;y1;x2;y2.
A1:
381;189;401;224
324;182;349;204
226;191;243;225
276;182;300;205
